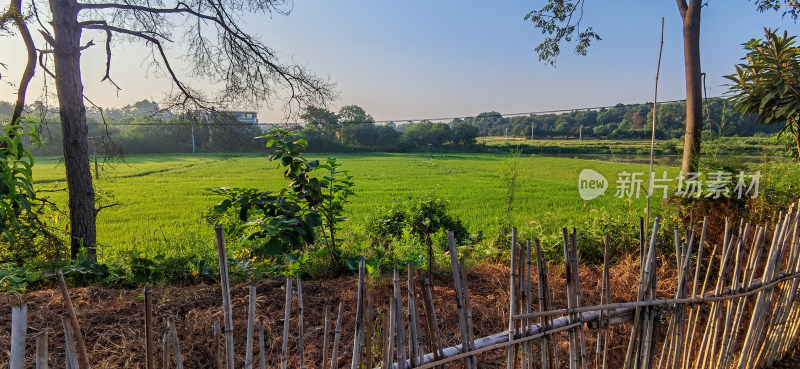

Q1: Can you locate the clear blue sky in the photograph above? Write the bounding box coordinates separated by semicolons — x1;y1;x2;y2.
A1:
0;0;797;122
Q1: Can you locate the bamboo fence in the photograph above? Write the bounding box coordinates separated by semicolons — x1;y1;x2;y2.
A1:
7;206;800;368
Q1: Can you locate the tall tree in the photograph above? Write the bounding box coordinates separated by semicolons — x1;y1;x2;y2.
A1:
1;0;335;259
525;0;798;174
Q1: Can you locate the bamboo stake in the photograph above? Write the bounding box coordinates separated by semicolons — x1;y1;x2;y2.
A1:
525;239;532;369
366;291;376;369
145;286;155;369
447;232;474;369
36;331;48;369
258;317;266;369
386;298;396;369
507;227;517;369
10;304;27;369
562;228;577;369
535;238;557;369
298;278;306;369
623;216;660;369
281;277;293;369
246;283;257;369
213;321;222;369
681;218;707;369
352;259;366;369
331;301;344;369
460;257;478;368
162;332;170;369
168;317;184;369
423;277;445;363
63;316;79;369
214;225;235;369
406;264;420;366
571;230;588;369
596;235;610;369
56;270;90;369
393;267;407;369
323;305;331;369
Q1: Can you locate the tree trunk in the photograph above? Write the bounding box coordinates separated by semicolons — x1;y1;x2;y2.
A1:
50;0;97;260
679;0;703;175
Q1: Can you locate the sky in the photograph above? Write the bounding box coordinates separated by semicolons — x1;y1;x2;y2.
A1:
0;0;798;123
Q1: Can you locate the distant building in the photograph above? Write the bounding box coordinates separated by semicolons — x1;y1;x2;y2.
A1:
224;111;258;124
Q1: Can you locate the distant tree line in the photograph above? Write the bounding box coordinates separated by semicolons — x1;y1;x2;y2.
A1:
0;97;779;156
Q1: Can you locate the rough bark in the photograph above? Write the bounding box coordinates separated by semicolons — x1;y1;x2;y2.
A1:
50;0;97;260
678;0;703;175
9;0;36;125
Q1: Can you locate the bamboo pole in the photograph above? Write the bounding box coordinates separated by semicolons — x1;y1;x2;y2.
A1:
246;283;257;369
534;239;553;369
10;304;27;369
366;291;376;369
281;277;293;369
406;264;420;366
258;317;266;369
298;278;306;369
423;277;445;363
168;317;184;369
393;267;407;369
213;321;222;369
508;227;517;369
448;232;474;369
386;297;396;369
571;230;588;369
681;218;708;369
36;331;48;369
596;235;610;369
63;316;79;369
561;228;578;369
323;305;331;369
214;225;235;369
352;259;366;369
331;301;344;369
460;257;478;368
145;286;155;369
623;216;660;369
56;270;90;369
162;332;170;369
524;239;532;369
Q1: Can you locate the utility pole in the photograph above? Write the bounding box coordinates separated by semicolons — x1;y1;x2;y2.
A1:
579;125;583;140
505;127;508;139
88;136;99;180
531;123;534;140
191;126;196;154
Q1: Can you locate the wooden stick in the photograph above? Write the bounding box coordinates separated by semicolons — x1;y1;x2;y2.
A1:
297;278;306;369
393;266;407;369
507;227;517;369
352;259;366;369
534;239;553;369
246;283;257;369
596;235;610;369
56;270;90;369
562;228;578;369
406;264;420;366
162;332;170;369
445;232;474;369
571;229;588;369
258;317;266;369
331;301;344;369
423;277;445;363
168;317;184;369
524;239;533;369
63;316;79;369
214;225;235;369
366;291;376;369
10;304;27;369
144;286;155;369
213;321;222;369
36;331;48;369
386;297;396;369
460;257;478;368
322;305;331;369
281;277;293;369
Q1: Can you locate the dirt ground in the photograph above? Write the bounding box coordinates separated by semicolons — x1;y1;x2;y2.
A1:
0;257;793;368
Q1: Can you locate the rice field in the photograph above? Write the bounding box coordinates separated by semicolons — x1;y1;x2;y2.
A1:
32;152;682;261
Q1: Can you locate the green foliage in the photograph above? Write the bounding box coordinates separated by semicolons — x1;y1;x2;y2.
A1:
524;0;601;65
366;195;472;252
209;129;354;275
726;28;800;159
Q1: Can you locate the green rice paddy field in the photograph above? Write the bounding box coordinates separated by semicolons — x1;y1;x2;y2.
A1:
32;153;692;260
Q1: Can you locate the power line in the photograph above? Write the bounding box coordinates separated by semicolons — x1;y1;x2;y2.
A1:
32;97;699;127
